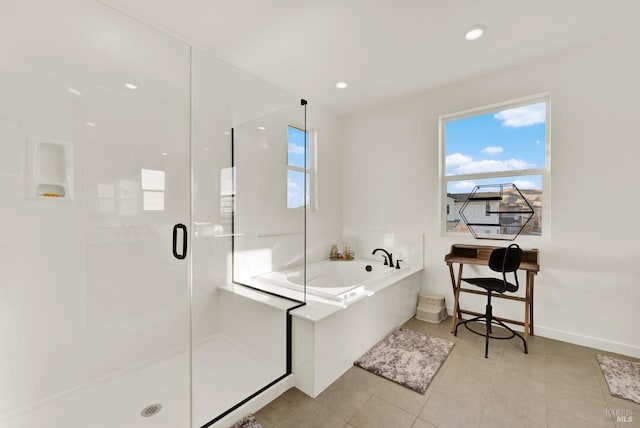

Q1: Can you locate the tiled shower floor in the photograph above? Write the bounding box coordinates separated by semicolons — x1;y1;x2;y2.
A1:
1;335;282;428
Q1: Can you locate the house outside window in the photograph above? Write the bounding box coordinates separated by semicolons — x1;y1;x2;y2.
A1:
440;94;549;238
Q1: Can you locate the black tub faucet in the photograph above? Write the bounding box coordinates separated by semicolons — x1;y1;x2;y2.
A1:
372;248;394;268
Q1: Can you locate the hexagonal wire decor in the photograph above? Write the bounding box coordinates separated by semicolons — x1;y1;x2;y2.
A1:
459;183;535;241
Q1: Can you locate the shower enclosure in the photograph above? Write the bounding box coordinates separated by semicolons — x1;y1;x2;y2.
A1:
0;1;306;426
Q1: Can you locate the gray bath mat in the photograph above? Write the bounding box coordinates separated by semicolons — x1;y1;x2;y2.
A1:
229;414;265;428
596;354;640;404
354;328;454;394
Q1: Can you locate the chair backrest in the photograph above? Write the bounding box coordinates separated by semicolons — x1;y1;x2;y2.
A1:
488;244;523;292
488;244;523;274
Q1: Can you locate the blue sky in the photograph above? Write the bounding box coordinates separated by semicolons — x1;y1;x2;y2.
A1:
287;125;309;208
287;125;308;168
446;102;546;192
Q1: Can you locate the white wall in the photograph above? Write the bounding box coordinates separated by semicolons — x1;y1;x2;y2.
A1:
342;32;640;358
306;106;345;263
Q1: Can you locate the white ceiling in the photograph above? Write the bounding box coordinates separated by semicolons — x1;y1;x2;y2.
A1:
102;0;640;116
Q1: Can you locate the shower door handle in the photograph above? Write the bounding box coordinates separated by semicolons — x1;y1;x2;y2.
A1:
172;223;188;260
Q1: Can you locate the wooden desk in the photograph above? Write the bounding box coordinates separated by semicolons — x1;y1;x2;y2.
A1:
445;244;540;346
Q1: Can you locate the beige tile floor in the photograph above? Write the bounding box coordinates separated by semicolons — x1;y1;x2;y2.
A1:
253;316;640;428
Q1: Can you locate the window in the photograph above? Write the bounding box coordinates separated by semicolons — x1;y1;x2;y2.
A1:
141;168;165;211
220;167;235;219
441;95;549;238
287;124;314;209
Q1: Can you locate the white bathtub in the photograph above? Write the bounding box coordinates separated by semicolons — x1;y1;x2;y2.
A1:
289;261;423;397
256;260;396;303
251;258;423;397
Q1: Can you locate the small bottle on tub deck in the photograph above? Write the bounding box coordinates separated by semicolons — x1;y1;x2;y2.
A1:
330;244;338;260
343;242;354;260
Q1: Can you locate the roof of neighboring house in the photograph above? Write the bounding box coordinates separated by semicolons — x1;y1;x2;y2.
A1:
447;188;543;208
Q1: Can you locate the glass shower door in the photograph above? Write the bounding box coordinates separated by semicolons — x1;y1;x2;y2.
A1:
190;49;304;426
0;1;192;426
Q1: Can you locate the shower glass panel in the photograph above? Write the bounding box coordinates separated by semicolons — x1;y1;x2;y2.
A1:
190;49;303;426
0;1;191;427
232;105;307;303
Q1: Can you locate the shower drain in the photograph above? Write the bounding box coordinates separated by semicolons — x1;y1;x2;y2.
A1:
140;403;162;418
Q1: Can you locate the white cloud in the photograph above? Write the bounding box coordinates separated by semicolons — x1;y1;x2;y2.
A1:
287;177;302;207
455;159;533;174
288;178;301;191
288;143;305;155
446;153;472;166
447;151;535;175
494;103;545;127
512;180;539;190
287;176;309;207
451;181;477;192
481;146;503;155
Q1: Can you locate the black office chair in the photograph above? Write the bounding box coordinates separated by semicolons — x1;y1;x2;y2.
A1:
454;243;528;358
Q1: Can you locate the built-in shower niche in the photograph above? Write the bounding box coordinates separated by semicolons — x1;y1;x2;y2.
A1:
28;138;73;200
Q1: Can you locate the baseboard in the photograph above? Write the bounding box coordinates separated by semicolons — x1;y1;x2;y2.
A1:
446;306;640;359
534;325;640;359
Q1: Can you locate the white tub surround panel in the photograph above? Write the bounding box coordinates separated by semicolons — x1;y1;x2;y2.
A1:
343;230;424;268
292;269;422;397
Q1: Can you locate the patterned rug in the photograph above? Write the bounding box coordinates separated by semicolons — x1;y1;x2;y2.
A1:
354;328;454;394
229;414;264;428
596;354;640;404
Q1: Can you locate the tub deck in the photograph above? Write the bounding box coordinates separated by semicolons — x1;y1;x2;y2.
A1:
254;260;422;321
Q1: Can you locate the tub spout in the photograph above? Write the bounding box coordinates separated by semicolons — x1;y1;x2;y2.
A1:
372;248;394;268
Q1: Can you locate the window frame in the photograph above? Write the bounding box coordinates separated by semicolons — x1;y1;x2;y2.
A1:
286;124;316;210
439;93;550;238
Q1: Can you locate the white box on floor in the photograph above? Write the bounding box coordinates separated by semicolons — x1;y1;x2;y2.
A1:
416;305;448;323
418;293;445;309
416;293;447;323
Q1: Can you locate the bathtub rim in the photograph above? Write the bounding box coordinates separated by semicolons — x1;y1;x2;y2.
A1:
254;259;394;303
290;263;423;323
240;259;422;323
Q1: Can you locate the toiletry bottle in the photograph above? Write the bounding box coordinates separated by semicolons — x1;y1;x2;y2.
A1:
343;242;351;259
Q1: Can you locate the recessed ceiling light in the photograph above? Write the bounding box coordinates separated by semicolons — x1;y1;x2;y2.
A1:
257;126;266;130
465;25;486;41
336;81;348;89
161;152;168;156
124;83;138;90
86;122;96;127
